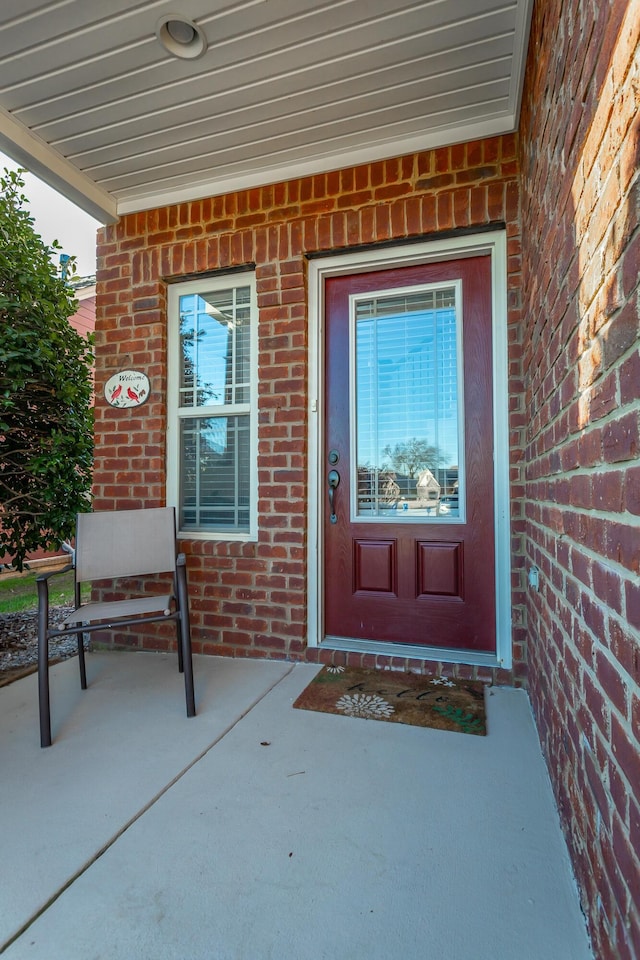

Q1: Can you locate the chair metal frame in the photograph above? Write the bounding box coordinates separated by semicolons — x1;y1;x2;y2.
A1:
37;507;195;747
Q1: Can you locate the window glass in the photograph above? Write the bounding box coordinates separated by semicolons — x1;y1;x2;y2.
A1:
180;416;250;533
354;286;463;520
179;286;251;409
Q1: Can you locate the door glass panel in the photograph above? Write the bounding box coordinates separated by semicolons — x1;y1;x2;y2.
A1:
353;285;463;520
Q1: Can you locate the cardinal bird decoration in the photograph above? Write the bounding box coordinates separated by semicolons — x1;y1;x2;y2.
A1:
104;371;150;408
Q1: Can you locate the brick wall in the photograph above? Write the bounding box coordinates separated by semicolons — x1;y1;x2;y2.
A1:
95;135;526;681
519;1;639;956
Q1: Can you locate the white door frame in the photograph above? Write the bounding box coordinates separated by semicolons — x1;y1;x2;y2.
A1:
307;231;512;669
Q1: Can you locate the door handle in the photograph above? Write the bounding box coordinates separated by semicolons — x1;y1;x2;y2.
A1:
328;469;340;524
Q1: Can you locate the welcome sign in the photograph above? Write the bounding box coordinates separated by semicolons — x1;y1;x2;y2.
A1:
104;370;150;408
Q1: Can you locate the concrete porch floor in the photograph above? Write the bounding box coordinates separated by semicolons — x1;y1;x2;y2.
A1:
0;653;593;959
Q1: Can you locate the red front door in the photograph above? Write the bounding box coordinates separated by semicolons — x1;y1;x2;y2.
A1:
323;256;496;653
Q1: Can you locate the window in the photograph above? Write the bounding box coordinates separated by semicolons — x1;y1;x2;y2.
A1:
167;274;257;539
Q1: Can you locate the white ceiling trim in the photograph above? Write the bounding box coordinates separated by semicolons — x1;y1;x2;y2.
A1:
0;106;117;222
115;114;515;215
0;0;534;224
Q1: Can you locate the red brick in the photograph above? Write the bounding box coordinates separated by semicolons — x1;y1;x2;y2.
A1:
592;470;624;512
625;466;640;515
626;580;640;630
602;413;639;463
621;229;640;298
619;350;640;405
453;189;470;227
416;173;454;190
420;194;437;232
605;520;640;574
602;300;640;368
487;182;505;219
590;370;618;420
595;650;629;717
612;813;640;912
436;192;453;229
581;652;605;717
470;185;487;223
583;748;611;827
591;563;623;614
611;712;640;794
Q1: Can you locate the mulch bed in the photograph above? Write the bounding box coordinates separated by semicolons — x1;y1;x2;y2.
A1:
0;606;79;687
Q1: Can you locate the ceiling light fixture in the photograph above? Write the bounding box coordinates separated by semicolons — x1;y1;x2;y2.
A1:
156;14;208;60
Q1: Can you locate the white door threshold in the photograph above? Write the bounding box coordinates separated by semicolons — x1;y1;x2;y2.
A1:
320;635;504;668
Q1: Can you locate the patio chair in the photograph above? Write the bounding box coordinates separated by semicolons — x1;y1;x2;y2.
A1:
36;507;195;747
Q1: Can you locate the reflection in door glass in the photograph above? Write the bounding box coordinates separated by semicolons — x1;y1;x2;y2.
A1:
354;286;462;520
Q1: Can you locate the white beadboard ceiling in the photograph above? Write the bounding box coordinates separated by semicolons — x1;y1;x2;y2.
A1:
0;0;533;223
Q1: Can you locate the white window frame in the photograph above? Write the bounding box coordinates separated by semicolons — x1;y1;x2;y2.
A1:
166;273;258;541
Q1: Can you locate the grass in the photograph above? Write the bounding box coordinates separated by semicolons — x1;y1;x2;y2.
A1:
0;569;76;614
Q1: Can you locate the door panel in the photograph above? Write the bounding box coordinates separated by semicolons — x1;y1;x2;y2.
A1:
417;540;463;598
323;257;496;653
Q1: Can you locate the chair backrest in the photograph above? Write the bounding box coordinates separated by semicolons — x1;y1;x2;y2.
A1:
75;507;178;582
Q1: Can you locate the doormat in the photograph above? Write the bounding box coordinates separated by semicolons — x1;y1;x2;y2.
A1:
293;666;487;735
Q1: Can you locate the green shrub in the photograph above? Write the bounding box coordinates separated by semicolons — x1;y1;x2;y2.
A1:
0;169;93;569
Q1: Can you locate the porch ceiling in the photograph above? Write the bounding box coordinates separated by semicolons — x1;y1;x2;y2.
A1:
0;1;533;223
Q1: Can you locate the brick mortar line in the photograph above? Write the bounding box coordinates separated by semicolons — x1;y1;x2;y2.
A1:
524;515;639;574
524;499;639;525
